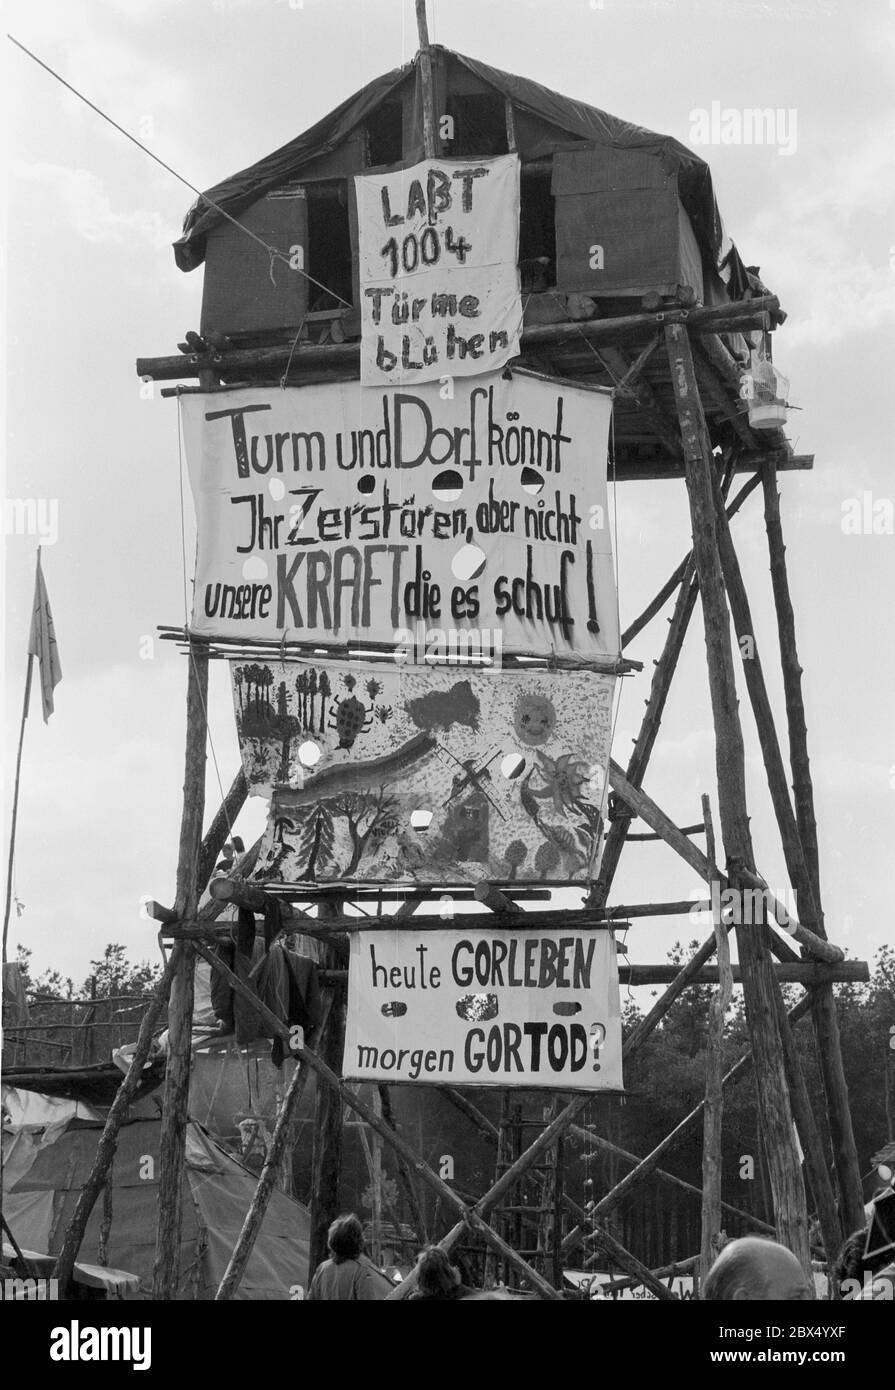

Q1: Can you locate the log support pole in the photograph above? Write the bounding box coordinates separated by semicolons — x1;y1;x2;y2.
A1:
215;992;334;1300
588;1223;679;1300
415;0;437;159
700;797;731;1285
762;460;865;1237
308;899;347;1275
51;802;252;1292
664;321;811;1278
711;470;849;1263
594;558;698;905
152;644;208;1300
52;952;177;1294
597;462;759;906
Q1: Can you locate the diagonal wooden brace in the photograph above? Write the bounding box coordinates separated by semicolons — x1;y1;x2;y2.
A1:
215;990;334;1300
607;762;842;963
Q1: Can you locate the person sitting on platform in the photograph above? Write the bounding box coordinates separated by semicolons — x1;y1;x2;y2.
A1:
701;1236;813;1301
306;1213;393;1301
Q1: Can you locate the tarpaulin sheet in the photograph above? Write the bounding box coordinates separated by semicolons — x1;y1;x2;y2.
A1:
5;1114;310;1300
2;1190;55;1253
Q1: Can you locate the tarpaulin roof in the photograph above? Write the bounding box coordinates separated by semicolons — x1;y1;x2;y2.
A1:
2;1059;165;1106
174;56;414;271
174;46;749;296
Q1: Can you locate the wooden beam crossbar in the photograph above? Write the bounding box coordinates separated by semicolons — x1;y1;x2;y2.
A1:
599;1253;700;1295
177;959;865;987
136;297;783;382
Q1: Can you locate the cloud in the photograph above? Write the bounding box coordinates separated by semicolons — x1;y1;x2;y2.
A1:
744;130;895;348
13;160;170;248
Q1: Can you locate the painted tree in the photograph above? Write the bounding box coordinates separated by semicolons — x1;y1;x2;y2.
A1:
306;668;318;731
271;680;301;784
317;670;331;732
295;670;308;729
332;788;397;875
503;839;528;880
239;664;276;736
291;805;336;881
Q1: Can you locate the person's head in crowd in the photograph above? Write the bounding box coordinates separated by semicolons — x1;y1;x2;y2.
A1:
834;1228;868;1287
834;1226;895;1298
416;1246;462;1297
327;1213;365;1263
702;1237;813;1301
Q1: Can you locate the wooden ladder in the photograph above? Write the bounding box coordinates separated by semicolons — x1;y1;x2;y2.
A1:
482;1091;566;1290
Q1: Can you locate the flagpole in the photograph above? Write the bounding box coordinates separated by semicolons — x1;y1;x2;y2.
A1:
2;646;35;965
4;546;62;961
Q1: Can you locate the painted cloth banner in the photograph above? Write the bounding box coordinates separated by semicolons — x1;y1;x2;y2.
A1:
236;659;615;886
355;153;522;386
181;371;618;656
343;927;622;1090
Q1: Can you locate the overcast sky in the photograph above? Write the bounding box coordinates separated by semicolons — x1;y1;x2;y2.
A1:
3;0;893;996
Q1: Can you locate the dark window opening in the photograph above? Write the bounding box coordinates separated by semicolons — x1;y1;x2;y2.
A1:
306;185;353;309
366;100;404;167
519;170;556;292
445;93;508;156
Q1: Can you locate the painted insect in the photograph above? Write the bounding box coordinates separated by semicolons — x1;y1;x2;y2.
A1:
328;693;373;749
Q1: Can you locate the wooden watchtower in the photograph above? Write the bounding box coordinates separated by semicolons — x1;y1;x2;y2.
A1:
56;9;865;1301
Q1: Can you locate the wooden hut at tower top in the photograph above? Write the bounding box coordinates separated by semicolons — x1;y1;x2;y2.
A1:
169;45;799;480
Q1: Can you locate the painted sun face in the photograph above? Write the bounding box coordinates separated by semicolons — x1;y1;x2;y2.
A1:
514;694;557;747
